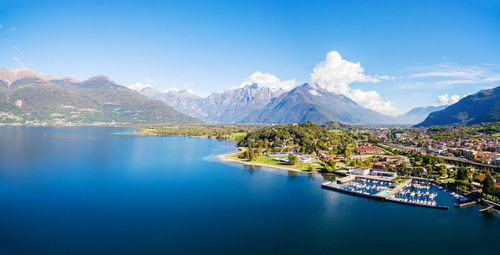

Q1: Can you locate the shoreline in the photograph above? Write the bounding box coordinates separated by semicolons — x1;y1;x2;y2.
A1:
216;148;312;174
136;132;325;174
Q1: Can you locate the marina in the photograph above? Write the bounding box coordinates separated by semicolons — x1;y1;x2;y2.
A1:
321;177;449;210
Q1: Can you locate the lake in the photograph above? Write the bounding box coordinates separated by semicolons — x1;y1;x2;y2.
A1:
0;127;498;255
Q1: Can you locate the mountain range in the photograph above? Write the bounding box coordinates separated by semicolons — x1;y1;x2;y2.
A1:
0;68;199;125
415;85;500;127
140;84;284;122
394;105;447;125
240;84;393;124
3;67;497;127
139;83;445;125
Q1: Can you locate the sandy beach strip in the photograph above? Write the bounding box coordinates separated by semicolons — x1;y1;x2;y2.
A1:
216;149;309;173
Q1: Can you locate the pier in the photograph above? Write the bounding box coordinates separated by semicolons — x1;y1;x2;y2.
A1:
321;181;448;210
375;179;411;199
321;181;385;200
479;205;494;212
477;199;500;212
454;201;477;208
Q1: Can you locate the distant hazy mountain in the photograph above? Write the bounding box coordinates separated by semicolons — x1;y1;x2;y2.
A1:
0;68;199;125
240;84;393;125
415;85;500;127
395;105;446;125
198;83;284;122
139;87;205;118
140;83;284;122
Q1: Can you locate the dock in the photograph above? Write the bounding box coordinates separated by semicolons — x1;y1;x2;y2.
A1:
454;201;476;208
477;199;500;212
321;181;448;210
374;179;411;199
321;182;385;200
387;198;448;210
336;175;355;184
479;205;494;212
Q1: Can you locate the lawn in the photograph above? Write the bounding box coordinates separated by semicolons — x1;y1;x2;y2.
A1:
255;156;324;172
440;178;456;184
230;132;247;139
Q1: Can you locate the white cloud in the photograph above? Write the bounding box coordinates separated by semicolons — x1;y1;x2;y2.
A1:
309;51;396;116
182;81;195;90
163;81;204;95
408;63;500;86
437;93;460;105
450;94;461;104
349;89;397;115
162;84;206;97
240;71;297;90
310;51;380;95
128;82;151;91
13;56;24;66
163;87;179;93
376;75;396;80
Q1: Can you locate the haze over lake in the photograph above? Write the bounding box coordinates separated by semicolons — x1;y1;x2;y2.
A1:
0;127;498;255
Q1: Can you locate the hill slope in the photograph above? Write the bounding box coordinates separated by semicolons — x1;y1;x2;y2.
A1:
415;86;500;127
0;69;199;125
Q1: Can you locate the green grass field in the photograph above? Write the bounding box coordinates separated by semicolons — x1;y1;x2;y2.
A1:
255;156;324;171
230;132;247;138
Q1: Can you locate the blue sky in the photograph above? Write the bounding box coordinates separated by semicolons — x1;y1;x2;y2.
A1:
1;0;499;115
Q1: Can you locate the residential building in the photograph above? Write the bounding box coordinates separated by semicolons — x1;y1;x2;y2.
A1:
355;146;384;155
379;155;401;163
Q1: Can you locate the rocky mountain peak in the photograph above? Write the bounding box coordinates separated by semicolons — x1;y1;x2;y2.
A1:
0;67;57;86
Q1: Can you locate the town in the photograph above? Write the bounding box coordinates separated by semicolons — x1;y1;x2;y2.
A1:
221;122;500;211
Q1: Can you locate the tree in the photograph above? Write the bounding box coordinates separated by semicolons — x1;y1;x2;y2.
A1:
327;159;337;169
437;164;447;176
412;166;424;177
483;174;495;195
248;148;256;161
456;167;470;181
288;155;298;165
425;164;434;174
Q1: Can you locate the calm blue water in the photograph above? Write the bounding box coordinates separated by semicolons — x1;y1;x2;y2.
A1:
0;127;498;255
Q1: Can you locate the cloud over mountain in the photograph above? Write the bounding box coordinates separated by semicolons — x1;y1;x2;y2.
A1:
437;93;460;105
309;51;396;115
128;82;152;91
239;71;297;90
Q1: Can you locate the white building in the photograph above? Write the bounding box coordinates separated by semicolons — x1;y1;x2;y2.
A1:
394;132;406;139
297;154;317;163
370;170;397;178
492;155;500;165
427;148;445;155
349;167;370;176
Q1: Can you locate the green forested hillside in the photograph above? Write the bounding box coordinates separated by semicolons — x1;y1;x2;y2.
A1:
238;122;340;153
0;71;200;125
416;86;500;127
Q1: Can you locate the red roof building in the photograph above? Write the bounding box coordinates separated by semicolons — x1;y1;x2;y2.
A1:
355;146;384;155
